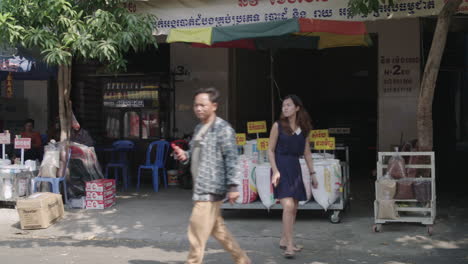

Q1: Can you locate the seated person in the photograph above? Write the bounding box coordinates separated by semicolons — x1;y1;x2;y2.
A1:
20;118;42;160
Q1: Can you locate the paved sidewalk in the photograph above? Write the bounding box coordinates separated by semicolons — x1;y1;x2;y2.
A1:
1;179;468;264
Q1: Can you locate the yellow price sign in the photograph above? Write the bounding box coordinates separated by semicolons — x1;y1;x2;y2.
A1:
309;129;329;142
257;138;269;151
236;133;246;146
314;137;336;150
247;121;267;134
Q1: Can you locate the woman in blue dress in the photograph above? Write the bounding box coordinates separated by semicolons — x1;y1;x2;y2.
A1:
268;94;318;258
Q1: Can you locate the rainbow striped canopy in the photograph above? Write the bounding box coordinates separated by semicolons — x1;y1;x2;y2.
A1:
167;18;370;50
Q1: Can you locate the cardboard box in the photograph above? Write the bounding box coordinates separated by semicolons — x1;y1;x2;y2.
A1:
69;197;86;209
86;188;115;201
86;196;115;209
85;179;115;192
16;192;64;230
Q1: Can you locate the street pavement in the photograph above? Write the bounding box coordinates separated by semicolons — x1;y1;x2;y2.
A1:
1;178;467;264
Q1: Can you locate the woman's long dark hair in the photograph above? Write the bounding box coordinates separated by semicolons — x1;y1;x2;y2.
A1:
279;95;312;137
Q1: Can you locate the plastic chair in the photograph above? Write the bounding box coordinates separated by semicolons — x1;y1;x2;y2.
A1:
105;140;135;191
137;140;170;192
40;134;48;146
33;148;72;204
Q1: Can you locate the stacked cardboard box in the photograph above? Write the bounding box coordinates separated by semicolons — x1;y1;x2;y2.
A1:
85;179;116;209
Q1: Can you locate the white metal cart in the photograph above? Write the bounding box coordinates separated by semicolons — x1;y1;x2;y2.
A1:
221;146;351;224
373;152;436;235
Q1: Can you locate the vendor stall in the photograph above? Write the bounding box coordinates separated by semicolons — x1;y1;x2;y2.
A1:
0;166;36;202
222;140;350;223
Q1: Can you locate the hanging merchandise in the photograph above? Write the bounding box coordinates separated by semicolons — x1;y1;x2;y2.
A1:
255;163;276;209
123;111;130;138
142;112;149;139
311;159;342;210
129;112;140;138
5;72;13;98
236;155;258;204
387;149;406;179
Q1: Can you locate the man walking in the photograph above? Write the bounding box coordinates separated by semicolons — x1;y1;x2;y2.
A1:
173;87;251;264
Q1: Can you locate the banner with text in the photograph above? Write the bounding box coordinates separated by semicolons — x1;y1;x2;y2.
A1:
131;0;468;35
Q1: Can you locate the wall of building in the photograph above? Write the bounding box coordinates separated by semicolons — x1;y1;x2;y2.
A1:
170;43;230;137
367;18;421;150
1;80;48;134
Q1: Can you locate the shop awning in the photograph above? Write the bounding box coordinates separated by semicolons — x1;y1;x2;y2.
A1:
167;18;370;50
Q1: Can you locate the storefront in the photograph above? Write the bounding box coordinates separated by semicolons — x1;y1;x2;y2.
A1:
0;51;56;202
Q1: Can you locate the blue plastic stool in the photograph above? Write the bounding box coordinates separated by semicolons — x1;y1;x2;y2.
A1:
137;140;170;192
105;140;135;191
33;148;71;204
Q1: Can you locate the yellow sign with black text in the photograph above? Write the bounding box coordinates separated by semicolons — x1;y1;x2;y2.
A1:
257;138;269;151
247;121;267;134
309;129;329;142
236;133;246;146
314;137;336;150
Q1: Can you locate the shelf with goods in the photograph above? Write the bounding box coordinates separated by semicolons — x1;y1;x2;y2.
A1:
373;152;436;235
101;74;174;142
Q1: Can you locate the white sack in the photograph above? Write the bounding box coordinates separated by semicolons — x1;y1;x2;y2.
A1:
311;159;342;210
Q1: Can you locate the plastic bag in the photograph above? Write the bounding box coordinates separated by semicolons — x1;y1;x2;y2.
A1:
377;200;399;219
394;180;414;199
39;141;60;178
255;164;276;209
66;141;104;198
376;175;396;200
387;149;406;179
299;158;312;205
236;155;258;204
413;181;431;203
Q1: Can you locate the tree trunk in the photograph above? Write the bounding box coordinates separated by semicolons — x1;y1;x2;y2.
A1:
58;63;73;141
417;0;462;151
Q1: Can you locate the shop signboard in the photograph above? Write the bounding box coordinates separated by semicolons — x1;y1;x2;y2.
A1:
134;0;468;35
236;133;247;146
314;137;336;150
380;55;420;97
257;138;269;151
247;121;267;134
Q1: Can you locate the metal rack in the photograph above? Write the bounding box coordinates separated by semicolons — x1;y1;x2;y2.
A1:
221;146;351;223
373;152;436;235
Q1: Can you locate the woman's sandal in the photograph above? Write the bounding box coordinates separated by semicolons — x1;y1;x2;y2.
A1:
282;250;295;259
279;244;304;252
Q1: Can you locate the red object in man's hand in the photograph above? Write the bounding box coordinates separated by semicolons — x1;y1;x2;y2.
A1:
171;142;187;161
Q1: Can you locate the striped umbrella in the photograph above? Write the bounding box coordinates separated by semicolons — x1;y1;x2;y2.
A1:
167;18;370;50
